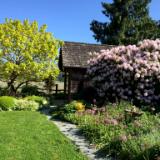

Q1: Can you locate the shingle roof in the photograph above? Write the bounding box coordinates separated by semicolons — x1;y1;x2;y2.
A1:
60;41;113;69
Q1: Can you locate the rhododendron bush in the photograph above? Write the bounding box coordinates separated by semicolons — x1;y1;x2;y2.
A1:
87;39;160;106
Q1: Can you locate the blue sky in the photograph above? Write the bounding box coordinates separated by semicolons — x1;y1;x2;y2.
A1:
0;0;159;43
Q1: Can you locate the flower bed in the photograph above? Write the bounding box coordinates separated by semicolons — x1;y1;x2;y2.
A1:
57;101;160;160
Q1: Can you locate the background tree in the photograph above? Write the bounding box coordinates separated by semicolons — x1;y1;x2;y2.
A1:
90;0;160;45
0;19;63;95
44;75;55;95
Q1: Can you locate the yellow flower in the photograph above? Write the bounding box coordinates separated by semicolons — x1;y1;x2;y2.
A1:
75;102;85;111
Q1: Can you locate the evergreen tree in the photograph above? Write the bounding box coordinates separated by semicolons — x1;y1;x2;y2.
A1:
90;0;160;45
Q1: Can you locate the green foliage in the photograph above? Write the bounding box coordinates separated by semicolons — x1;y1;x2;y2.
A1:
0;87;8;96
64;101;77;113
78;86;98;104
24;95;48;106
54;92;65;99
118;132;160;160
64;101;85;113
44;75;55;94
51;107;66;120
62;101;160;160
0;96;46;111
15;99;40;111
0;96;17;110
90;0;160;45
21;85;39;96
0;19;63;95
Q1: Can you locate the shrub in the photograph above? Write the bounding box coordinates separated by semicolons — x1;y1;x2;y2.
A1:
0;96;17;111
64;101;85;113
87;39;160;108
0;88;8;96
21;85;39;96
44;76;55;94
54;93;65;99
15;99;40;111
78;86;99;104
118;132;160;160
62;101;160;160
24;96;48;106
0;96;42;111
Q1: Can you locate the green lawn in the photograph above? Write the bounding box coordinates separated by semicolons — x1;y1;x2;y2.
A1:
0;111;87;160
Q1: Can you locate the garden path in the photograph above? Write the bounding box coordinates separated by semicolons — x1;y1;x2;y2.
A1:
42;107;112;160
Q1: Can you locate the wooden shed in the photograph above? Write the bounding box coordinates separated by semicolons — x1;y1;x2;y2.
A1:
58;41;112;101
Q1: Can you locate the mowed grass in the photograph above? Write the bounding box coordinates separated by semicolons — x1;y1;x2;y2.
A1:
0;111;87;160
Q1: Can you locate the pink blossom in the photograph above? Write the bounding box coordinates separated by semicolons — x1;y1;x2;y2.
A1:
87;39;160;106
110;119;118;125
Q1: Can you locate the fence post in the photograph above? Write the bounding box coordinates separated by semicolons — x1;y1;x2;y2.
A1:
55;84;58;95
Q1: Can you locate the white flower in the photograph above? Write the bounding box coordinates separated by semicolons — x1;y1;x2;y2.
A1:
135;73;140;78
144;92;148;97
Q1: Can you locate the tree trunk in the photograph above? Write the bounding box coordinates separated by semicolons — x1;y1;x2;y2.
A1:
7;82;16;96
7;72;17;96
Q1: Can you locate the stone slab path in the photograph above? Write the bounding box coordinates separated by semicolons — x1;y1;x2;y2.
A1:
43;108;112;160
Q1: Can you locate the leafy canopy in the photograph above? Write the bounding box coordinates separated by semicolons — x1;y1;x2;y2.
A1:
90;0;160;45
0;19;63;93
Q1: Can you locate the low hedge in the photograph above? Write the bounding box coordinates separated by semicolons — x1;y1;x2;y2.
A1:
0;96;48;111
0;96;17;111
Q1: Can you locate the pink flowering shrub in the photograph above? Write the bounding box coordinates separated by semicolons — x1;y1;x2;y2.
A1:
87;39;160;107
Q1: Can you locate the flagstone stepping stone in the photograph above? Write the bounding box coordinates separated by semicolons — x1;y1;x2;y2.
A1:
42;108;112;160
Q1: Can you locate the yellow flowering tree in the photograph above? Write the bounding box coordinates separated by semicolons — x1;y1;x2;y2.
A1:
0;19;63;95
